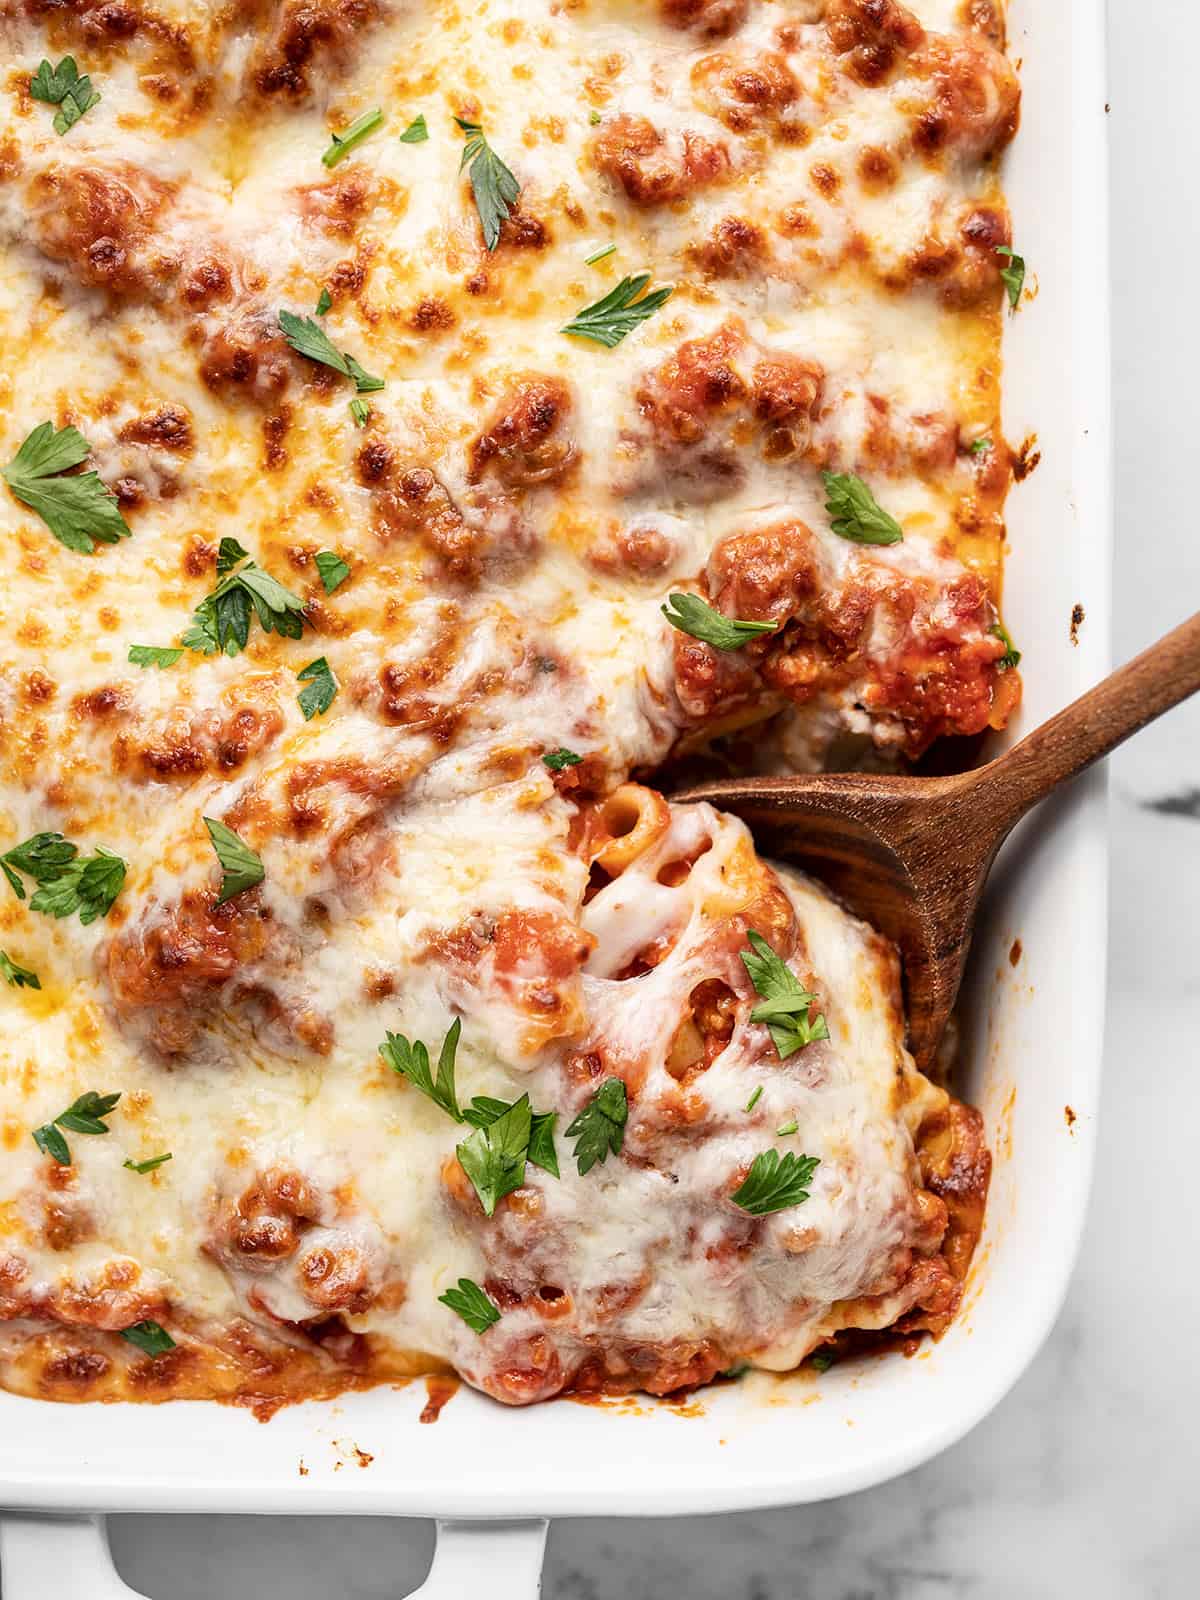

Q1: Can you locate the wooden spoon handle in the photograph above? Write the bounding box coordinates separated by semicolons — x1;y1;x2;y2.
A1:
982;608;1200;828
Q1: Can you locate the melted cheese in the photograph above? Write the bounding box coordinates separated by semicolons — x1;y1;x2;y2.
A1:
0;0;1006;1405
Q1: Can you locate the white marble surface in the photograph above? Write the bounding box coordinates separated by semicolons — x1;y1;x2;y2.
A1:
93;4;1200;1595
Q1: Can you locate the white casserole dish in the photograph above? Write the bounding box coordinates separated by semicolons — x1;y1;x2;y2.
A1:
0;0;1112;1591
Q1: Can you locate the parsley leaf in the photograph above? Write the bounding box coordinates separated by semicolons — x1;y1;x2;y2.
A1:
3;422;130;553
380;1018;463;1122
439;1276;500;1334
278;311;384;394
400;114;428;145
183;546;306;657
463;1095;559;1178
57;1089;121;1134
996;245;1026;310
565;1078;627;1176
121;1320;176;1357
731;1149;820;1216
744;1085;763;1113
990;619;1021;671
810;1348;835;1373
969;437;992;456
662;593;777;652
542;748;582;772
32;1089;121;1167
741;931;828;1058
821;471;903;546
124;1152;172;1174
315;288;332;316
2;832;126;924
33;1124;70;1165
455;116;520;251
0;950;40;989
456;1094;533;1215
315;550;351;594
584;242;615;265
322;107;383;168
776;1118;798;1137
128;645;182;669
562;273;674;349
30;57;101;135
203;817;264;904
297;655;337;719
349;398;371;428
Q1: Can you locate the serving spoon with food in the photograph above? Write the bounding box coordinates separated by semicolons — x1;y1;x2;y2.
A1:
676;610;1200;1070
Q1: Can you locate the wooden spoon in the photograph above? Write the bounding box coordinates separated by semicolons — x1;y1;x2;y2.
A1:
675;611;1200;1070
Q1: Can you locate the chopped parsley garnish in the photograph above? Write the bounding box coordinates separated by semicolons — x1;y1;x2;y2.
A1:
182;539;307;656
349;398;371;428
542;748;582;772
120;1320;176;1358
776;1118;798;1137
128;645;182;669
584;242;616;265
278;310;384;394
996;245;1026;310
314;550;351;594
741;931;829;1058
457;1094;535;1215
380;1018;559;1181
561;273;673;349
322;107;383;168
662;593;777;652
1;832;126;924
565;1078;627;1176
990;620;1021;671
33;1090;121;1167
810;1348;835;1373
124;1152;173;1175
588;110;602;126
439;1277;500;1334
731;1149;821;1217
744;1085;763;1113
30;56;101;134
0;950;39;989
455;116;520;251
969;437;992;456
380;1018;463;1122
821;471;903;546
297;655;337;719
3;422;130;554
463;1095;559;1178
400;114;428;145
203;817;264;905
315;288;332;316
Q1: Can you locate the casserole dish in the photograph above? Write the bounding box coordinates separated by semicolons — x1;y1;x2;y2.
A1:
0;0;1111;1591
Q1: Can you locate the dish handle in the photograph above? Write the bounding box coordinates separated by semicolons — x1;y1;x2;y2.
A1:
0;1513;549;1597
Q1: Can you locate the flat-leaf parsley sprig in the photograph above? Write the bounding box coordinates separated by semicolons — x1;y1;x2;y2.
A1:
455;116;520;251
565;1078;628;1176
203;817;264;905
740;931;829;1058
32;1089;121;1167
561;273;674;349
821;471;903;547
662;593;777;652
279;310;385;394
3;422;130;553
732;1149;821;1217
182;537;307;657
439;1277;500;1334
1;831;127;924
30;56;101;134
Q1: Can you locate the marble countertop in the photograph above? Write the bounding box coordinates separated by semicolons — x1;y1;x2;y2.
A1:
96;5;1200;1596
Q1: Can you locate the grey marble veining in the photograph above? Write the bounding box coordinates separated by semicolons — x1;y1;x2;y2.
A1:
95;3;1200;1595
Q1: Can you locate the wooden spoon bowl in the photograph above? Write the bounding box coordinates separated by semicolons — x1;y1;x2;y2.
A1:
675;611;1200;1069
